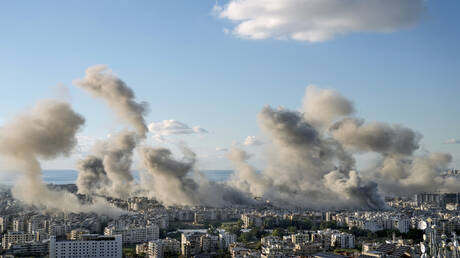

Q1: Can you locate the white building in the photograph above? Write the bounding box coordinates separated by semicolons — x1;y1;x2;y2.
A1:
219;231;237;249
241;214;262;229
70;228;91;240
148;240;163;258
331;232;354;249
2;231;36;249
104;224;159;244
181;232;205;257
49;234;122;258
13;219;25;232
0;216;8;233
291;233;309;244
147;238;180;258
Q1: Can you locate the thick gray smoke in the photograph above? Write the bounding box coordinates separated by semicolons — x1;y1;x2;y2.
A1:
139;146;254;207
330;118;421;156
73;66;252;206
302;85;355;130
228;105;385;210
74;65;147;199
76;131;138;199
74;65;148;137
71;67;457;209
322;91;458;195
363;152;458;196
76;155;109;196
228;85;458;208
0;100;122;216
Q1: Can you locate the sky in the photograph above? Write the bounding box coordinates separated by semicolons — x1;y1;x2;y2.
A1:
0;0;459;170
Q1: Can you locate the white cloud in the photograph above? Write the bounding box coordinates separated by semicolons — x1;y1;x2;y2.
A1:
445;138;460;144
215;0;424;42
244;136;264;146
148;120;208;136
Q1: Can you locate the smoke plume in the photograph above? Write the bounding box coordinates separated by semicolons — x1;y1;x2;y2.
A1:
330;118;421;156
228;104;385;210
0;100;122;216
302;85;355;130
74;65;148;199
139;146;254;207
228;85;458;209
74;65;148;137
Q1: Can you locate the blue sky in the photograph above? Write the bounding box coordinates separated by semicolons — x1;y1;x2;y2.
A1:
0;0;459;169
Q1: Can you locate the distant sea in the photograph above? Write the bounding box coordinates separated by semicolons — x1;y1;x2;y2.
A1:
0;170;234;185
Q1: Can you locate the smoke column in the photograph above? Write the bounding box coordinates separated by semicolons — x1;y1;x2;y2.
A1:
228;103;386;210
74;65;148;137
76;131;137;199
0;100;122;216
139;145;254;207
74;65;148;198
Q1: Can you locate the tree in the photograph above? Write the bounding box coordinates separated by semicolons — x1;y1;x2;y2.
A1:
404;229;424;242
345;227;372;237
272;228;284;237
320;221;340;230
294;219;313;230
239;231;253;243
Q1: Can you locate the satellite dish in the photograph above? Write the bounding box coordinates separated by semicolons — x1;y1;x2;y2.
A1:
421;243;426;253
418;221;428;230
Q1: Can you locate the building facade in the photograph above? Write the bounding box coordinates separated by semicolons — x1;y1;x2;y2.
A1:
49;234;122;258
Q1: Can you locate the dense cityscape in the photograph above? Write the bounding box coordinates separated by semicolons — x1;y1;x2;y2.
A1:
1;174;460;257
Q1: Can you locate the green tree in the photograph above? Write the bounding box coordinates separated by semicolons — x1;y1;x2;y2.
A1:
293;219;313;230
272;228;284;237
239;231;253;243
320;221;340;230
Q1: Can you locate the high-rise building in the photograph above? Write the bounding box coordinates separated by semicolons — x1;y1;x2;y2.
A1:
2;231;36;249
331;232;354;249
147;238;180;258
104;224;159;244
181;232;205;257
13;218;25;232
0;216;8;233
219;231;237;249
49;234;122;258
70;228;91;240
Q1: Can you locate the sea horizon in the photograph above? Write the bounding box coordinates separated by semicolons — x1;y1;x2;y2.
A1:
0;169;234;186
